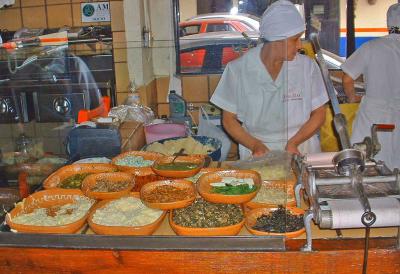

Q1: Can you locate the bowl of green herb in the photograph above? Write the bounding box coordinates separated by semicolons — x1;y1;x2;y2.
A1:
197;170;261;204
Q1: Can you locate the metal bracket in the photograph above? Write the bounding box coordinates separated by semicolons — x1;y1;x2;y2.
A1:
301;210;314;252
295;183;302;208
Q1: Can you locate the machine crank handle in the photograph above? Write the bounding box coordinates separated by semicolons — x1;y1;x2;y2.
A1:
373;124;395;131
361;211;376;227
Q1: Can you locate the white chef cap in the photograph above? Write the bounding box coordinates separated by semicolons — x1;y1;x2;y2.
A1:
387;3;400;28
260;0;305;41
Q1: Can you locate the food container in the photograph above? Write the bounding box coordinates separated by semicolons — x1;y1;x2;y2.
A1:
197;170;261;204
143;135;222;161
245;180;297;209
140;179;196;210
87;193;166;235
43;163;118;189
144;123;187;144
81;172;135;200
245;207;305;238
151;155;204;178
111;151;163;173
169;203;245;236
6;189;95;234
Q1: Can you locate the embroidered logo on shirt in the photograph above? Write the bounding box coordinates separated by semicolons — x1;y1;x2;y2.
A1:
283;90;303;101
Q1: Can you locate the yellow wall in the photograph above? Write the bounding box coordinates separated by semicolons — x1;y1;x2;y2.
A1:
340;0;397;30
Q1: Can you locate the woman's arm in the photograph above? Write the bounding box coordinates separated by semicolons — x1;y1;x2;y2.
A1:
286;104;327;154
342;73;362;103
222;110;269;156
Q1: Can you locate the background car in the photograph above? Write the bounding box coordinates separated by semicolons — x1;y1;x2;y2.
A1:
179;19;254;37
187;13;260;32
179;31;259;73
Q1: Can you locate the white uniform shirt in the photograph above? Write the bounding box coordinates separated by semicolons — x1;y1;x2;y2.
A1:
341;34;400;101
211;44;328;158
341;34;400;169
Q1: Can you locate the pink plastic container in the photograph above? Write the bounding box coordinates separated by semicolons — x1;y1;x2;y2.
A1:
144;123;187;144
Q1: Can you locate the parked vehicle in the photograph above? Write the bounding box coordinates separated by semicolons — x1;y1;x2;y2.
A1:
187;13;260;32
179;19;254;37
180;31;259;73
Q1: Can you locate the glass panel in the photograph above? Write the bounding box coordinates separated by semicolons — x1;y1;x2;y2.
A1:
0;26;114;200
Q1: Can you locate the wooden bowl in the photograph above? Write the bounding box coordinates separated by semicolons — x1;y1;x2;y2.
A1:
6;189;95;234
151;155;204;178
87;193;166;235
197;170;261;204
81;172;135;200
43;163;117;189
111;151;164;173
245;180;297;209
245;207;305;238
169;207;245;236
140;179;196;210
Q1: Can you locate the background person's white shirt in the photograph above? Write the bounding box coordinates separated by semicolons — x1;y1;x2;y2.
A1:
341;34;400;169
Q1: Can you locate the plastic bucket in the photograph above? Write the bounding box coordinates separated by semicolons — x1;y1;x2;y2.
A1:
144;123;187;144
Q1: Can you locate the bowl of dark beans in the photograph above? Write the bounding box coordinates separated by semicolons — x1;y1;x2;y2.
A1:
245;206;305;238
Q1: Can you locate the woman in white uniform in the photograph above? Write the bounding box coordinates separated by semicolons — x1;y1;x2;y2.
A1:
210;0;328;159
341;3;400;170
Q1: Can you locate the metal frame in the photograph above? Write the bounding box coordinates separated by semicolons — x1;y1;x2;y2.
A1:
0;232;285;251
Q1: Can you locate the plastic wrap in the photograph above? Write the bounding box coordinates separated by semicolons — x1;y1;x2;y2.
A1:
108;104;155;124
229;151;293;180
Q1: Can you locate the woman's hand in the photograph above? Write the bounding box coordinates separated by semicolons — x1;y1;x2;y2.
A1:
285;141;300;155
251;141;269;157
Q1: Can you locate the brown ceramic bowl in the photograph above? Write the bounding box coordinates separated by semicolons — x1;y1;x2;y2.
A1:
169;206;245;236
245;207;305;238
6;189;95;234
81;172;135;200
140;179;196;210
87;193;166;235
111;151;164;173
43;163;117;189
151;155;204;178
197;170;261;204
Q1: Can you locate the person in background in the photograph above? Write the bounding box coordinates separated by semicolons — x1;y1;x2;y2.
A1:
341;3;400;170
210;0;328;159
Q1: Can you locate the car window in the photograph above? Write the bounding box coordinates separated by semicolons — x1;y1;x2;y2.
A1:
206;23;235;32
180;25;201;37
180;48;207;73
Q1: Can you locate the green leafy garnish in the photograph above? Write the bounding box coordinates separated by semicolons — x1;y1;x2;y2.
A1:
211;184;256;195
